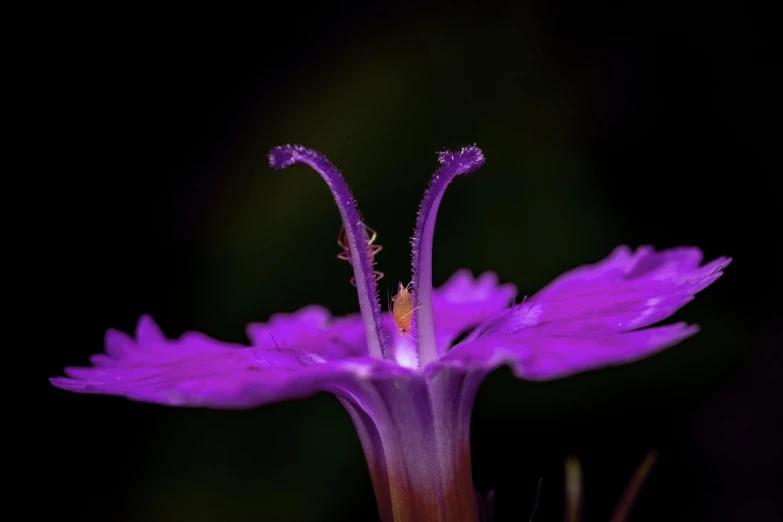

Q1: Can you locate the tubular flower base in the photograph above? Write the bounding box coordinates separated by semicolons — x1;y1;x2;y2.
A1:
51;145;730;522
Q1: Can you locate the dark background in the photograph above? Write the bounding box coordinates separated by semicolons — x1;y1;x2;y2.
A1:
37;2;777;521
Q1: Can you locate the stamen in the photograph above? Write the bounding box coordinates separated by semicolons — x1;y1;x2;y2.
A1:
411;146;486;366
269;145;389;359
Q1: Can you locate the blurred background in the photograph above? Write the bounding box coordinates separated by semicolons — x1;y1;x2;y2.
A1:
37;2;777;521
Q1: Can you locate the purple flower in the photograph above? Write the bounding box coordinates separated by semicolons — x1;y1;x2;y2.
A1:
51;145;729;522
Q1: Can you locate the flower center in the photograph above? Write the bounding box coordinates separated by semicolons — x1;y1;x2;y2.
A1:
270;145;486;368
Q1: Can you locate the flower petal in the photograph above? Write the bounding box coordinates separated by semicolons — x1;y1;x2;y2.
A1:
51;315;403;409
536;245;729;303
441;322;698;380
470;246;730;338
246;305;367;359
440;246;730;380
432;270;516;349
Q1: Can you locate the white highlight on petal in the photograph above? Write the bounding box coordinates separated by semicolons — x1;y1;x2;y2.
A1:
342;361;373;379
629;296;663;328
522;304;544;327
393;336;419;369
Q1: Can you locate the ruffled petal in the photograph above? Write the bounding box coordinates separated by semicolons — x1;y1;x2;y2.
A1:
440;323;698;380
470;246;730;338
246;305;367;358
535;245;729;305
431;270;516;349
440;246;730;380
51;315;407;409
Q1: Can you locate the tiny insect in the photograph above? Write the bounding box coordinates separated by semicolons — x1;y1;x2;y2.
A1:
337;223;384;286
391;281;419;336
